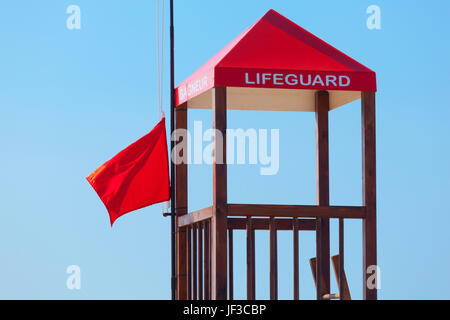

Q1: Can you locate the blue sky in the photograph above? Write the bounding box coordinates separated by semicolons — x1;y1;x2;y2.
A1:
0;0;449;299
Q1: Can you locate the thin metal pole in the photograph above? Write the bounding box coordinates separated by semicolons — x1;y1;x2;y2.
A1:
170;0;176;301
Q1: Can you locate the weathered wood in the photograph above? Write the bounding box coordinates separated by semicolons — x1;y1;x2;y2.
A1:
228;204;365;219
362;91;377;300
193;224;197;300
178;207;213;228
293;218;299;300
211;86;228;300
246;217;256;300
331;255;351;300
227;217;316;231
315;91;330;300
198;223;203;300
269;217;278;300
228;229;234;300
175;103;188;300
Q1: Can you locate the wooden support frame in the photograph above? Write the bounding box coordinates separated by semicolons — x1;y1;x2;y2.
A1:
362;91;377;300
227;204;365;219
211;86;228;300
173;90;377;301
315;91;330;299
175;103;188;300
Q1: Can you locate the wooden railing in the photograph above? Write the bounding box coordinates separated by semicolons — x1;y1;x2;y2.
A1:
177;204;359;300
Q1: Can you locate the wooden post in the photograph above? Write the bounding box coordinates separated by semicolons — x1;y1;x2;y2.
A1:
315;91;330;300
204;221;211;300
211;86;228;300
293;218;299;300
269;217;278;300
175;103;188;300
246;217;256;300
362;91;377;300
228;229;234;300
198;224;203;300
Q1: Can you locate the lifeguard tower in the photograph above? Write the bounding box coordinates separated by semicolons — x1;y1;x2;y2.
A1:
173;9;377;300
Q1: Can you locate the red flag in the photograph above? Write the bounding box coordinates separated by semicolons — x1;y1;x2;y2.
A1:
87;118;170;226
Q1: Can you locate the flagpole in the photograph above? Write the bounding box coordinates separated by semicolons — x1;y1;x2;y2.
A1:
169;0;176;301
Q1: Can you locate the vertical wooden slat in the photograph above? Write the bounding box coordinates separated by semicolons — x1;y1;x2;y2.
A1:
269;217;278;300
293;218;299;300
246;217;255;300
362;91;377;300
204;220;211;300
198;223;203;300
193;224;197;300
315;91;331;300
211;86;228;300
175;103;188;300
187;226;192;300
339;219;344;300
228;229;234;300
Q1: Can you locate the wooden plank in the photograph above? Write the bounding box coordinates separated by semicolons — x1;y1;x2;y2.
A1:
246;217;256;300
339;219;344;300
204;221;211;300
315;91;330;300
362;91;377;300
227;217;316;231
193;224;197;300
175;103;188;300
228;229;234;300
186;226;191;300
293;218;299;300
198;223;203;300
331;255;351;300
269;217;278;300
211;86;228;300
178;207;213;228
228;204;365;219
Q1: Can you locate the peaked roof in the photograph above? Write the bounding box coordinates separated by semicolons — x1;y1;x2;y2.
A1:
175;9;376;108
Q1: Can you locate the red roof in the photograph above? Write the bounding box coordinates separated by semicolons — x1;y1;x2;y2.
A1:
176;9;376;107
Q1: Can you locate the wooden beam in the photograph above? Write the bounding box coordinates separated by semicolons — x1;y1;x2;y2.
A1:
228;217;316;231
246;217;256;300
175;103;188;300
186;226;191;300
362;91;377;300
204;221;211;300
228;229;234;300
193;224;197;300
315;90;330;300
198;223;203;300
293;218;299;300
339;218;345;300
270;217;278;300
211;86;228;300
228;204;365;219
177;207;213;228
